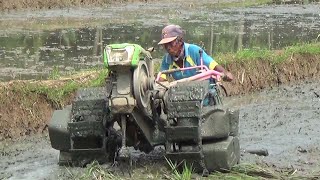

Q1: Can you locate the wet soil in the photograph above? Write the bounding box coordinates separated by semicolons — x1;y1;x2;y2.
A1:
1;78;320;179
227;79;320;176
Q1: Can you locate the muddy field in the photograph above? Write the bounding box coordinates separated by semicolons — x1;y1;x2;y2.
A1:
1;80;320;179
229;80;320;176
1;0;320;179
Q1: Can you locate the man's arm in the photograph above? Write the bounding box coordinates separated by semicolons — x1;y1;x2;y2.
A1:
159;55;170;82
213;65;233;82
201;48;233;82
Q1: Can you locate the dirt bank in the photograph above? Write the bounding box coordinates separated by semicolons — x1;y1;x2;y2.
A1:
0;0;152;11
224;53;320;95
0;53;319;140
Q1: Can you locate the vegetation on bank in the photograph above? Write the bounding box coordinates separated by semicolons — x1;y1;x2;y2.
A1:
215;42;320;65
0;0;151;11
4;69;108;108
6;0;317;12
3;41;318;108
206;0;273;9
0;0;274;11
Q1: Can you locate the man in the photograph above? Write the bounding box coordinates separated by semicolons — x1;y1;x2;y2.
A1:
158;24;233;82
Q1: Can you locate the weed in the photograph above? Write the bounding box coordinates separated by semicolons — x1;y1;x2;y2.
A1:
80;161;117;180
65;161;119;180
165;157;193;180
48;66;61;80
88;69;108;87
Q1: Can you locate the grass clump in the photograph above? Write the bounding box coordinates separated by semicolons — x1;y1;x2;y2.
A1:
66;161;119;180
206;0;273;9
67;160;319;180
165;157;193;180
215;42;320;65
79;161;117;180
19;68;108;108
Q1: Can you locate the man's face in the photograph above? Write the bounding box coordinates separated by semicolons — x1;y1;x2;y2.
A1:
163;40;181;57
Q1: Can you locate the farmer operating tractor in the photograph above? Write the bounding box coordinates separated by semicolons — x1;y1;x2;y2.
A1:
48;24;240;176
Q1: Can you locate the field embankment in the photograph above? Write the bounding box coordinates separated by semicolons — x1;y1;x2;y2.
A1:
1;48;320;140
225;53;320;95
0;0;152;11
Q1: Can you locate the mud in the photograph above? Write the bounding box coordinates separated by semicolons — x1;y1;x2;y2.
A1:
227;80;320;176
1;80;320;179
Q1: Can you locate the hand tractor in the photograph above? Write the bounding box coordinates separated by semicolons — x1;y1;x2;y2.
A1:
48;43;240;175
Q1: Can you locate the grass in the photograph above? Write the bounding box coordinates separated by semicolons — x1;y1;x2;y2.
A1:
0;0;117;11
215;42;320;65
165;157;193;180
9;68;108;108
209;164;280;179
66;161;119;180
78;161;118;180
205;0;273;9
68;160;319;180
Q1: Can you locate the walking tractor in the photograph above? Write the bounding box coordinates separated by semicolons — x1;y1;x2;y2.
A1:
48;43;240;175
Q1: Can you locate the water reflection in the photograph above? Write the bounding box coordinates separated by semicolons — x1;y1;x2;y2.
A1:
0;4;319;81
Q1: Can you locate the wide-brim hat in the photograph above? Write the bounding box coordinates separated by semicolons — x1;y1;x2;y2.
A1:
158;24;184;45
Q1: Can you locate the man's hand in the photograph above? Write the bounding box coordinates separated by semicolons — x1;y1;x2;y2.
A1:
213;65;233;82
222;71;233;82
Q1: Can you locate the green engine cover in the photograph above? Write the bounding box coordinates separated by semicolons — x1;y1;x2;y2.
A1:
103;43;150;67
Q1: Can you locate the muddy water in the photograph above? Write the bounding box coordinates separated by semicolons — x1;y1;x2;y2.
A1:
0;3;319;81
1;80;320;179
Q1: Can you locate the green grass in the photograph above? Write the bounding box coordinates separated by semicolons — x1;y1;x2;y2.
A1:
18;68;108;108
165;157;193;180
215;42;320;65
69;161;319;180
205;0;273;9
78;161;118;180
65;161;119;180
